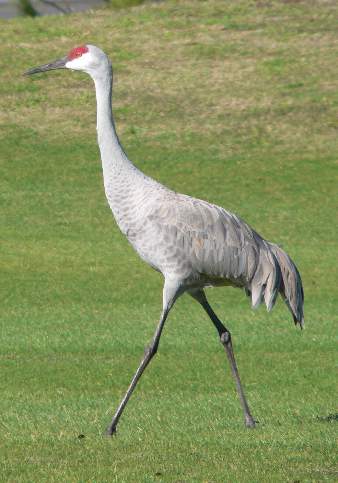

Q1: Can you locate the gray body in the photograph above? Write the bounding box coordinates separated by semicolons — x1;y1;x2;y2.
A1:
26;44;304;435
104;140;303;325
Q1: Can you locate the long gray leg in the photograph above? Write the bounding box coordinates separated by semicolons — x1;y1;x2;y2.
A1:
105;279;183;436
191;290;255;428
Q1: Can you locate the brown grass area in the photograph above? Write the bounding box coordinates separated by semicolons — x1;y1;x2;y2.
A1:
0;0;337;152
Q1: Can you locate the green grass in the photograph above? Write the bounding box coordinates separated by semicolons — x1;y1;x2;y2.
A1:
0;0;337;481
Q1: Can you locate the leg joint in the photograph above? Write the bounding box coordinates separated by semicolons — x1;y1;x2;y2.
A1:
220;330;231;345
144;342;158;359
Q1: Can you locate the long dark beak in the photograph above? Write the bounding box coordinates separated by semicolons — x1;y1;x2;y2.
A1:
24;56;68;76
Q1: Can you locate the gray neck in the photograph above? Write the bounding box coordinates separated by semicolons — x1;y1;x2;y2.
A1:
93;67;132;180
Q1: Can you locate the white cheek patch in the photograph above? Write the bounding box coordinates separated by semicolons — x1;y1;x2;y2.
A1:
66;54;90;71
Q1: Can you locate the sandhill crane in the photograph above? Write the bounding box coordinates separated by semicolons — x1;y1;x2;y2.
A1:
25;45;304;436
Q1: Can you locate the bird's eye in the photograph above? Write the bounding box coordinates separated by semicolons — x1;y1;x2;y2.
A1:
68;45;89;61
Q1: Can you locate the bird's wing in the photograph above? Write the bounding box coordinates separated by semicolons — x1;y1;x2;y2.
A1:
144;192;264;284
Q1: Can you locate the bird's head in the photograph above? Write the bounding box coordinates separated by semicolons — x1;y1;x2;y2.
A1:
25;44;111;80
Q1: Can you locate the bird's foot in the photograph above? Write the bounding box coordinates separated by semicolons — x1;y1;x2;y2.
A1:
104;425;117;437
245;415;257;428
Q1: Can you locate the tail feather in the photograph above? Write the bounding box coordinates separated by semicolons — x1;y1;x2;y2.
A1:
269;243;304;327
248;241;304;328
250;243;281;312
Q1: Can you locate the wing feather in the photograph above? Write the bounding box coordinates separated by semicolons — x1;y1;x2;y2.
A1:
125;184;302;323
144;192;264;286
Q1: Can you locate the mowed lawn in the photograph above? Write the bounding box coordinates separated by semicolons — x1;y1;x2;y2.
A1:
0;0;337;481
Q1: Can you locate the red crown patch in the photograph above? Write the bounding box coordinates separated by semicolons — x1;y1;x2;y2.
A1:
68;45;89;61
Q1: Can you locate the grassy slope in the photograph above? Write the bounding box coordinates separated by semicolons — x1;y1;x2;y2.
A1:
0;0;337;481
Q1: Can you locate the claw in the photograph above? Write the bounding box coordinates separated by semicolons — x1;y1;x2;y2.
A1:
104;425;117;437
245;416;257;428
